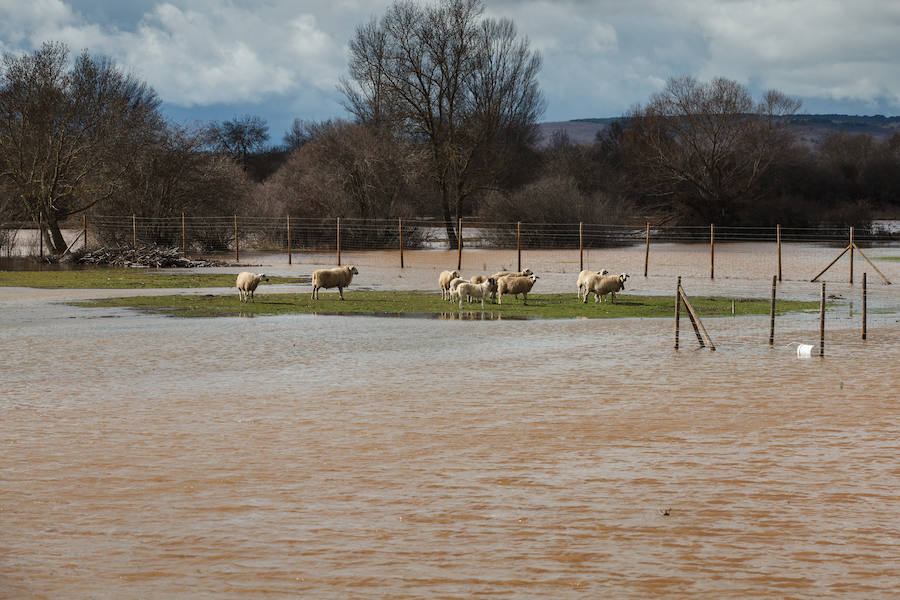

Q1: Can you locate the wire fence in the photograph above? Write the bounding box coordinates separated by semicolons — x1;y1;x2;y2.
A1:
3;214;899;260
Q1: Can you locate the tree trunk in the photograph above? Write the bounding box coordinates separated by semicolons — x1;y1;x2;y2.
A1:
44;211;68;256
441;181;458;248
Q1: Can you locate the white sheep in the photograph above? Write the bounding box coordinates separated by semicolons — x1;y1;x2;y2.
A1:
447;277;467;301
497;274;539;305
311;265;358;300
491;268;533;280
469;275;489;284
236;272;269;303
439;269;460;300
576;269;608;298
456;277;497;310
582;272;628;304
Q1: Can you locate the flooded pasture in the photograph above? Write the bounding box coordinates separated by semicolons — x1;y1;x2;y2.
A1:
2;244;900;599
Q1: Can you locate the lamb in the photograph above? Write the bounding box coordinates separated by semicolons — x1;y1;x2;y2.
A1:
582;272;628;304
456;277;497;310
311;265;359;300
497;274;539;305
439;269;460;300
576;269;609;298
236;272;269;303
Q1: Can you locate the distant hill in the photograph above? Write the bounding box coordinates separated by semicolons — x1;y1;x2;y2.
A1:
535;114;900;149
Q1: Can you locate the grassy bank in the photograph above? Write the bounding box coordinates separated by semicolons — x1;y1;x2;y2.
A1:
0;269;307;289
71;290;819;319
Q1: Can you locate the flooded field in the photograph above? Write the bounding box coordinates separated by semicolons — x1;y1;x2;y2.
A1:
2;244;900;599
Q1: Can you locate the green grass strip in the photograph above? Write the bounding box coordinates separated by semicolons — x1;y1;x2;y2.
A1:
71;291;819;319
0;269;306;289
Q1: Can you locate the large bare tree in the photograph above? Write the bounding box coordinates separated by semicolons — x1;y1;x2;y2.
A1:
0;41;163;255
341;0;544;246
627;76;801;224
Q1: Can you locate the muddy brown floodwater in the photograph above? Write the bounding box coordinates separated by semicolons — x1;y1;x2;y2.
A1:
2;244;900;599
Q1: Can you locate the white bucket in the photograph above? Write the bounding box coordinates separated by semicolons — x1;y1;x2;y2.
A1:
797;344;815;357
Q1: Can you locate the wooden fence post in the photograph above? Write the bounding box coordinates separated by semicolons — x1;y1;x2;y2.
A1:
862;272;867;340
579;222;583;272
287;215;292;265
776;224;782;282
83;214;88;251
336;216;341;266
456;217;462;271
769;275;777;346
133;214;137;262
234;215;239;263
39;213;43;259
674;276;681;350
517;221;521;272
819;282;826;357
644;222;650;277
710;223;715;279
182;212;186;257
399;217;404;269
849;226;854;284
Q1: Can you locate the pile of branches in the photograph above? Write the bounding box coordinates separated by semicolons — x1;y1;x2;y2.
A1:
76;245;225;268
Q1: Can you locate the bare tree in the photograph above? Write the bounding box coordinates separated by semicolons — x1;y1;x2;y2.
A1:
341;0;544;246
627;76;801;224
206;114;270;166
0;41;164;255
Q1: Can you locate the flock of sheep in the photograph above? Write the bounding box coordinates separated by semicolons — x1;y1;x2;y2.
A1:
234;266;628;307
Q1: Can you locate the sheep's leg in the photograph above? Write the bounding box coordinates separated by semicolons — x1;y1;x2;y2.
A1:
480;296;485;309
312;286;317;300
523;292;527;305
338;287;345;300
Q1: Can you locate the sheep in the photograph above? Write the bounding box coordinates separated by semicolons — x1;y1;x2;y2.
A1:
447;277;467;301
576;269;608;299
236;272;269;303
311;265;358;300
497;274;539;305
491;268;533;280
582;272;628;304
439;269;460;300
469;275;488;284
456;277;497;310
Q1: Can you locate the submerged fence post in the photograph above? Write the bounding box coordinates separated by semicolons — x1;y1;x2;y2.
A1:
517;221;521;272
777;224;782;282
579;222;584;272
769;275;777;346
336;216;341;266
862;272;867;340
644;222;650;277
399;217;404;269
710;223;715;279
849;226;854;284
819;282;826;357
456;217;462;271
234;215;239;263
287;215;292;266
674;276;681;350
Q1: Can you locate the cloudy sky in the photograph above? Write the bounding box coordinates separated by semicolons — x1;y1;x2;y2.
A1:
2;0;899;143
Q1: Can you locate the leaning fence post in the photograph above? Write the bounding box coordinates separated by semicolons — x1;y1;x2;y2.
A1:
769;275;777;346
862;272;867;340
674;276;681;350
819;282;826;357
644;222;650;277
336;216;341;266
710;223;715;279
399;217;404;269
287;215;292;265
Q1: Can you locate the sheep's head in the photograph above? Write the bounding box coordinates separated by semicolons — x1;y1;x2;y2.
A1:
451;270;460;278
599;269;609;276
522;268;533;276
530;275;539;282
349;265;359;274
259;273;269;282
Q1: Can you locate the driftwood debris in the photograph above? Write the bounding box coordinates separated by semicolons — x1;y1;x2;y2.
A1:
77;245;224;268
